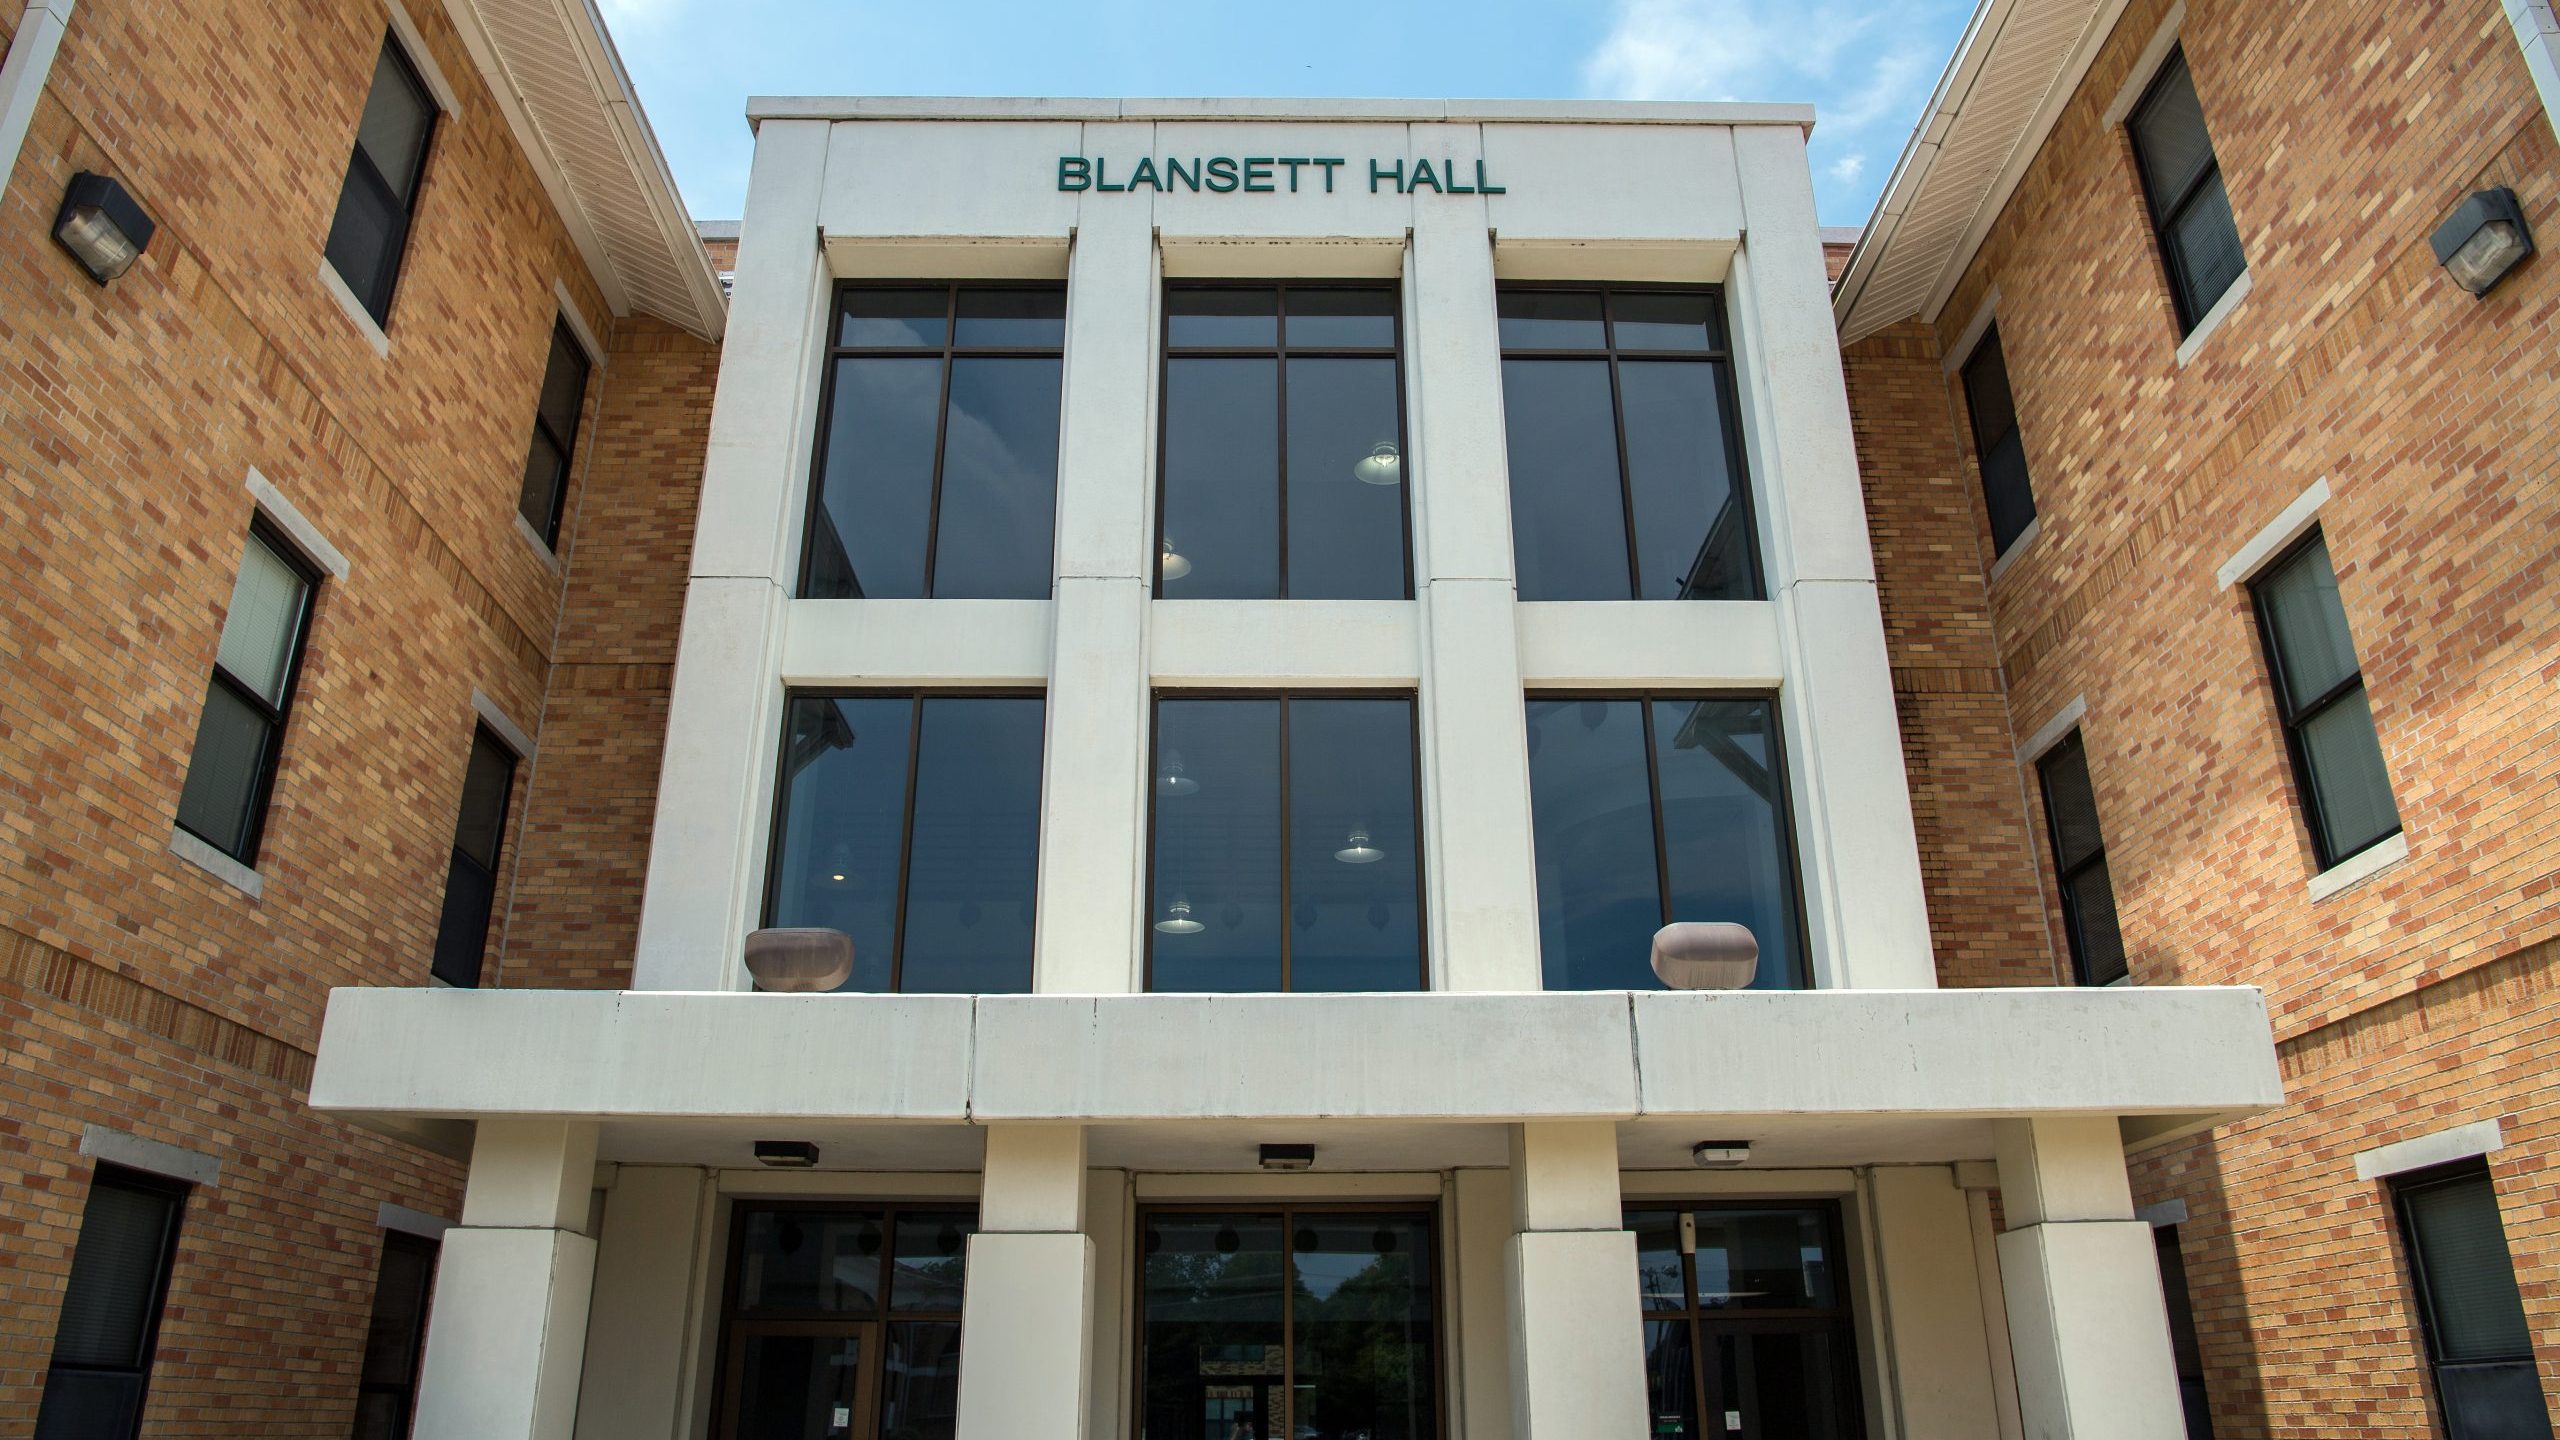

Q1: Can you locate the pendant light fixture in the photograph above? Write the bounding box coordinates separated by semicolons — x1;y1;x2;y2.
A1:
1156;749;1198;797
1333;827;1384;864
824;842;854;885
1154;896;1204;935
1352;441;1401;486
1160;536;1192;581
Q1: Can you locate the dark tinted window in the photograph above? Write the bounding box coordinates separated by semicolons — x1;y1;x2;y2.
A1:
2036;731;2128;986
351;1231;438;1440
431;727;517;987
176;525;320;865
2153;1226;2217;1438
1960;325;2037;555
2128;50;2248;332
1629;1203;1862;1440
804;285;1063;599
1499;287;1761;601
1526;696;1805;991
2393;1163;2552;1440
2250;534;2400;868
516;321;591;546
323;39;438;324
718;1204;972;1440
1158;284;1408;600
1148;695;1424;992
765;695;1044;993
36;1167;186;1440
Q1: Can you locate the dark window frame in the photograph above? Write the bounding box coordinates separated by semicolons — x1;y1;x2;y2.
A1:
1141;688;1431;994
2152;1223;2218;1439
2127;47;2241;333
1154;280;1415;600
1524;689;1812;990
759;687;1046;994
178;517;324;867
430;724;519;988
353;1228;440;1440
708;1199;978;1440
1958;322;2037;557
36;1163;188;1440
1496;282;1766;602
327;35;440;325
2035;730;2128;987
2247;530;2401;871
1131;1200;1447;1440
2390;1159;2552;1440
519;318;593;548
1630;1199;1865;1438
797;280;1067;599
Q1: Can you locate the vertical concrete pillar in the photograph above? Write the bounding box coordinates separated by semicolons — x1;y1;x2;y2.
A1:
1992;1117;2184;1438
414;1119;602;1440
1865;1166;2004;1437
1084;1168;1132;1440
957;1126;1095;1440
1727;125;1934;991
1408;126;1542;992
1504;1122;1647;1439
634;118;835;992
573;1166;716;1440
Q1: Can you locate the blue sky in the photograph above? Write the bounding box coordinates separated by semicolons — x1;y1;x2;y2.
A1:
596;0;1972;227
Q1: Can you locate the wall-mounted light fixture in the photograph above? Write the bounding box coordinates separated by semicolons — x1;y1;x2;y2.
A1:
2430;187;2535;298
53;172;156;285
1691;1140;1751;1169
753;1139;821;1168
1259;1142;1316;1171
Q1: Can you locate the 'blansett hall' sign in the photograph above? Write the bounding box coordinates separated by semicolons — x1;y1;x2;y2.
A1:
1057;155;1507;194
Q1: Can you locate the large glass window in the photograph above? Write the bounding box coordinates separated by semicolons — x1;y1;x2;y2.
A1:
802;285;1065;600
350;1230;438;1440
2153;1225;2217;1439
430;726;517;987
516;319;591;548
2391;1162;2552;1440
2036;731;2128;987
176;522;321;865
1525;695;1805;991
1157;284;1408;599
1498;287;1761;602
2249;533;2401;869
764;694;1045;993
1630;1204;1862;1440
716;1204;974;1440
1139;1207;1436;1440
2128;49;2247;333
1959;323;2036;557
35;1166;187;1440
1147;695;1425;992
324;38;438;325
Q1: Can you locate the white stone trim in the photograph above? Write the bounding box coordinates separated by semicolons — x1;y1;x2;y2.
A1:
0;0;76;208
513;511;560;567
378;1200;455;1240
318;257;392;356
470;687;537;759
550;278;602;363
2134;1197;2188;1228
2215;477;2330;590
1986;516;2041;585
2503;0;2560;142
81;1123;222;1187
170;827;263;898
2172;268;2251;368
2354;1119;2503;1182
246;466;352;578
2307;830;2409;901
2018;696;2088;764
1941;285;2001;376
2103;2;2190;128
380;0;463;116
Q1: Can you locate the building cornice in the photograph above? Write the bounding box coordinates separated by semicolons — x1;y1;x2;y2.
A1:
745;95;1819;129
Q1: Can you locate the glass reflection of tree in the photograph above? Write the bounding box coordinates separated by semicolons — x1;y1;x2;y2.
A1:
1293;1248;1427;1439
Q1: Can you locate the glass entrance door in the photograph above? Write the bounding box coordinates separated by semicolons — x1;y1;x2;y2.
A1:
721;1321;879;1440
1632;1204;1863;1440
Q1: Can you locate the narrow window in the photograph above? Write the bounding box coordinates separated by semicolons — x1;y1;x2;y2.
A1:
2249;533;2401;869
324;38;439;325
350;1231;439;1440
1156;284;1409;599
1525;695;1806;991
2036;731;2128;986
1498;286;1762;601
1631;1204;1863;1438
35;1166;187;1440
802;285;1064;599
1146;694;1425;993
430;726;517;987
2153;1225;2218;1439
176;522;321;865
2392;1162;2552;1440
1140;1208;1436;1439
765;694;1045;993
1960;323;2037;556
516;320;591;548
2128;49;2247;333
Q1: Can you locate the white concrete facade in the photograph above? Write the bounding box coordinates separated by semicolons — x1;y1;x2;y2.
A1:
311;100;2282;1440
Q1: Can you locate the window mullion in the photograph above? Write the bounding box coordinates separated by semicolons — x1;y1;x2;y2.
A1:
887;697;926;993
919;289;960;597
1606;335;1645;599
2290;669;2367;728
1275;322;1292;598
1640;698;1675;930
1278;697;1293;992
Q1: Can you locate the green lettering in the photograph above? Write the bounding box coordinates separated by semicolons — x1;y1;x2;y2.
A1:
1243;157;1276;192
1128;157;1161;192
1096;156;1125;193
1278;157;1309;191
1167;156;1200;192
1409;158;1442;193
1058;156;1091;191
1207;157;1240;192
1369;158;1404;193
1315;158;1344;192
1446;156;1474;194
1475;159;1506;195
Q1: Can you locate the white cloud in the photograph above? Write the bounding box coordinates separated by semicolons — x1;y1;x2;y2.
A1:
1828;153;1865;183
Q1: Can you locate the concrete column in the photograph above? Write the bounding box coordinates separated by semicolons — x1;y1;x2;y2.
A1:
1865;1166;2004;1438
1036;162;1157;994
1992;1118;2184;1438
1084;1169;1132;1440
633;118;834;992
957;1126;1095;1440
1504;1122;1647;1439
414;1120;601;1440
1407;149;1542;992
1727;125;1935;991
2503;0;2560;142
1451;1167;1517;1440
573;1166;716;1440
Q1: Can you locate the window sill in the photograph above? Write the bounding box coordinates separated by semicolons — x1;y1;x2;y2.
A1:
1985;516;2041;586
317;258;391;358
2307;830;2409;902
2173;268;2251;368
170;827;263;899
513;512;562;570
